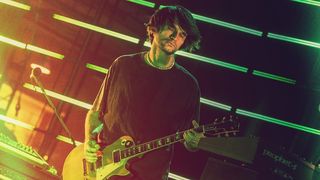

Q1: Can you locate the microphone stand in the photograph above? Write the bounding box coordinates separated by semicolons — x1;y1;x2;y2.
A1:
31;72;77;148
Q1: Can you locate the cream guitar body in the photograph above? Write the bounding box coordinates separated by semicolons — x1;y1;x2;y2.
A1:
63;136;133;180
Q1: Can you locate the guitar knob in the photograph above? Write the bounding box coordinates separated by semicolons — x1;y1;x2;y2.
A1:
125;140;133;148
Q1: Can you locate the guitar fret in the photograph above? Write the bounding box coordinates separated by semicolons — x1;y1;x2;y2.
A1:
166;137;170;143
175;133;182;140
141;144;146;151
152;141;156;149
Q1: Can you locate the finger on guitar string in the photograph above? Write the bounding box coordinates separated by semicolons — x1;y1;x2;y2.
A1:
192;120;199;128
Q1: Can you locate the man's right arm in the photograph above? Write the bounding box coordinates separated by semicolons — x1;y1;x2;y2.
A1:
84;110;102;163
85;110;102;142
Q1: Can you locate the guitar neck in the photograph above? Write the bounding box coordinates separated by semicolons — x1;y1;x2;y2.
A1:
118;128;196;160
114;116;239;162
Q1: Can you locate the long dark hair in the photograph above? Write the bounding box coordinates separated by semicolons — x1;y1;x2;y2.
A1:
146;5;201;52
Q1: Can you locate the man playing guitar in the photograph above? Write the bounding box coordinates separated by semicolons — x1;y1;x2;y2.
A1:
83;5;203;180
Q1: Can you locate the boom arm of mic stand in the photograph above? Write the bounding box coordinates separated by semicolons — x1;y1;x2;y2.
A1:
31;75;77;148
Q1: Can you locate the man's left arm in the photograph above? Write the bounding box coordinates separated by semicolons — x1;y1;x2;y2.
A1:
183;83;204;151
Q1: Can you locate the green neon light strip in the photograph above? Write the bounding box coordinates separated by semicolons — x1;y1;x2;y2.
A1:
176;50;248;73
126;0;155;8
192;14;263;36
267;33;320;49
86;63;108;74
53;14;140;44
26;44;64;59
156;5;263;36
0;114;34;130
252;70;296;85
0;0;31;11
144;42;248;73
23;83;92;109
168;173;191;180
0;35;26;48
0;35;64;59
200;97;232;111
236;109;320;135
56;134;190;180
56;135;82;146
292;0;320;7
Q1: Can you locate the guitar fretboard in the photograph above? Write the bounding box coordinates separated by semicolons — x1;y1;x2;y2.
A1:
119;131;185;160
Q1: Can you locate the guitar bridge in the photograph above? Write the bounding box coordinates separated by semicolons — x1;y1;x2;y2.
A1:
82;157;102;178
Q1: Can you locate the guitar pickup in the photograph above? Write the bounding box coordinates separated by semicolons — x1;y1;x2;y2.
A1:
112;150;121;163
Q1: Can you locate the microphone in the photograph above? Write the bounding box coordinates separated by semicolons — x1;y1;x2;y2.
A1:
30;67;42;80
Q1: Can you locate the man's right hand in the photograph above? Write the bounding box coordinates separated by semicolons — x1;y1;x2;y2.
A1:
84;140;100;163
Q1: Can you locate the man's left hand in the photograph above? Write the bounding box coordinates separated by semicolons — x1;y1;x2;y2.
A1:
183;120;205;150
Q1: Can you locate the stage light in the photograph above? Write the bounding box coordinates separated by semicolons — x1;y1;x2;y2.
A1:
168;173;191;180
292;0;320;7
236;109;320;135
127;0;155;8
127;1;262;36
56;135;82;146
252;70;296;85
0;114;34;130
30;63;51;75
53;14;140;44
26;45;64;60
175;50;249;73
23;83;92;110
0;35;65;59
0;0;31;11
86;63;108;74
0;35;26;49
267;33;320;49
192;14;263;37
200;98;232;111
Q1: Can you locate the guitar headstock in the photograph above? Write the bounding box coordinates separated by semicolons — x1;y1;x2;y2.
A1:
201;115;240;137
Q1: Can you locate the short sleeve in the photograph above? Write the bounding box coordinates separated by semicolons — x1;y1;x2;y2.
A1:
90;59;119;121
